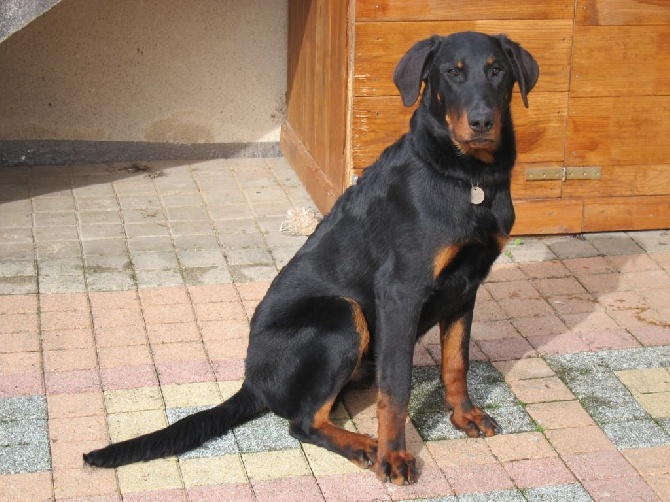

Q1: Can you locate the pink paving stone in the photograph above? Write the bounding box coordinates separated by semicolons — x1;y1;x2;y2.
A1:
0;372;44;397
235;281;271;301
204;336;249;360
498;298;554;319
49;415;109;443
192;301;247;322
533;277;587;296
43;347;98;372
52;467;118;500
88;290;139;311
45;369;101;394
473;300;508;322
512;315;569;338
122;489;187;502
42;328;95;351
0;331;40;353
151;341;208;364
100;364;158;391
561;310;621;331
442;463;514;495
213;359;246;381
563;256;618;276
0;351;41;374
503;457;575;489
252;475;324;502
526;400;594;430
548;294;600;316
188;283;239;303
477;337;537;362
39;292;89;312
51;439;109;470
631;326;670;347
317;472;390;502
582;476;661;502
0;472;53;502
47;391;105;418
563;451;638;482
0;312;39;333
413;344;435;366
138;286;190;306
577;328;641;351
527;332;590;355
607;254;661;273
186;484;255;502
623;270;670;290
57;495;122;502
0;294;38;314
41;310;91;331
156;360;216;385
97;344;153;369
146;321;201;344
486;280;541;301
518;260;571;279
486;263;525;282
579;273;634;294
199;319;250;341
652;251;670;271
471;320;521;341
242;300;259;318
599;290;648;311
143;303;195;325
94;325;148;347
92;306;144;329
386;468;453;501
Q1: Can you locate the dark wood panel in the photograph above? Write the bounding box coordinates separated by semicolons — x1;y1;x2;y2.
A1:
354;20;573;97
576;0;670;25
571;26;670;97
357;0;574;21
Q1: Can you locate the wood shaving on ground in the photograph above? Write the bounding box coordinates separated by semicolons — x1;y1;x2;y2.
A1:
280;207;321;236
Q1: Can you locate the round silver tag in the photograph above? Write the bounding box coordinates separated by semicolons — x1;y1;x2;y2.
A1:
470;186;485;205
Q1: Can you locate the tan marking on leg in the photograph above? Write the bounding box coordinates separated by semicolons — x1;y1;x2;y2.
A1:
343;298;370;368
495;233;509;253
376;391;416;484
433;245;461;279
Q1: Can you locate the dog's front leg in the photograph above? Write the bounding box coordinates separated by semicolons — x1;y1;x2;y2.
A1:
440;299;501;437
374;289;419;485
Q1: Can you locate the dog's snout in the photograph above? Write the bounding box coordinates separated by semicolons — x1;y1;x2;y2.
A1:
468;106;494;133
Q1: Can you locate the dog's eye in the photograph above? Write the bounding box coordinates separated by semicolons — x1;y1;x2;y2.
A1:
447;68;460;78
491;67;502;77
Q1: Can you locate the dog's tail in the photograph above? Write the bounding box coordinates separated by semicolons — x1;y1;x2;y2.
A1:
83;384;263;468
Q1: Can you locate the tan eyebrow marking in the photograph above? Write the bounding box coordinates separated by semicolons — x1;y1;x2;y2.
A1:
456;60;464;70
487;56;495;65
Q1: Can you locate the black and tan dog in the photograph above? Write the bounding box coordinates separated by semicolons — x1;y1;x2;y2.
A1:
84;31;539;485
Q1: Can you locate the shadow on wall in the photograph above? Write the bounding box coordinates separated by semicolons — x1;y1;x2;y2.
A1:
0;0;287;166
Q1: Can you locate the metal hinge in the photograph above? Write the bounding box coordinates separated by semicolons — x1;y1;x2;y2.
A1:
526;166;601;182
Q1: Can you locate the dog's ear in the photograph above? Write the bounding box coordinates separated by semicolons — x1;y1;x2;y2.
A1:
393;37;440;107
498;35;539;108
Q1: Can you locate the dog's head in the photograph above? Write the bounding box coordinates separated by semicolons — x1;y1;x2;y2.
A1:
394;32;539;163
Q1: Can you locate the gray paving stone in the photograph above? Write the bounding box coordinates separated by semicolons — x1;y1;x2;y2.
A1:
200;190;247;206
131;252;180;271
218;232;266;250
0;276;37;294
169;221;214;237
135;269;185;289
628;230;670;253
173;235;221;252
0;442;51;474
212;218;259;235
224;248;274;267
458;490;525;502
165;205;210;221
78;210;123;225
0;211;32;228
0;396;50;474
167;406;238;458
82;238;129;256
504;239;557;263
37;274;87;294
1;227;34;243
86;271;135;292
178;250;227;268
127;236;175;254
124;222;171;238
0;242;35;260
120;208;165;224
233;413;299;453
208;203;255;220
32;197;75;212
34;225;79;242
118;195;161;210
36;241;82;260
546;236;600;259
182;267;232;286
229;265;278;283
0;260;36;277
585;232;644;256
0;396;47;422
38;258;85;277
76;196;121;211
33;211;77;227
601;419;670;449
523;483;593;502
600;347;670;371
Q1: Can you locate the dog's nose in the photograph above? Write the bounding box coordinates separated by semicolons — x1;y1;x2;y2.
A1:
468;108;494;133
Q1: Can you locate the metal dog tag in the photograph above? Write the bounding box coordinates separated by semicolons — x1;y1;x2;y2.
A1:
470;186;485;205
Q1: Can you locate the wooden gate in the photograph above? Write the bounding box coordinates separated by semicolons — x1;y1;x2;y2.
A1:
282;0;670;235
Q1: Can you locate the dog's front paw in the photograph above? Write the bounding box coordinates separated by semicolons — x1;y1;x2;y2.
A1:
451;406;501;438
375;450;417;485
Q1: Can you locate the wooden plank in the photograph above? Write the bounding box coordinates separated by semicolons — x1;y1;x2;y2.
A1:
357;1;574;22
576;0;670;25
583;195;670;232
280;122;339;214
511;162;563;200
511;199;584;235
560;164;670;198
353;20;573;97
352;92;567;170
571;26;670;97
566;96;670;167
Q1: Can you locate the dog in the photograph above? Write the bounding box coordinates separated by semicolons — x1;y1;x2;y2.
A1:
84;31;539;485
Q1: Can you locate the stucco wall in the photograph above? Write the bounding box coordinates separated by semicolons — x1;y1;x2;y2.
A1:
0;0;287;146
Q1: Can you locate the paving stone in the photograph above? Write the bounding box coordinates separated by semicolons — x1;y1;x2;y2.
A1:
523;483;594;502
457;489;525;501
233;413;300;453
166;406;238;458
601;419;670;449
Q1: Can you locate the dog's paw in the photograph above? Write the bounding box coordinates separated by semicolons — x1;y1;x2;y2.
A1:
450;406;501;438
375;450;417;485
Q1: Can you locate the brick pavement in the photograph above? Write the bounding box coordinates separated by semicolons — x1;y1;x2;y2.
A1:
0;158;669;501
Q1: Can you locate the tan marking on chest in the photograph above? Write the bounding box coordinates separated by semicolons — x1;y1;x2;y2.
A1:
433;245;461;279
